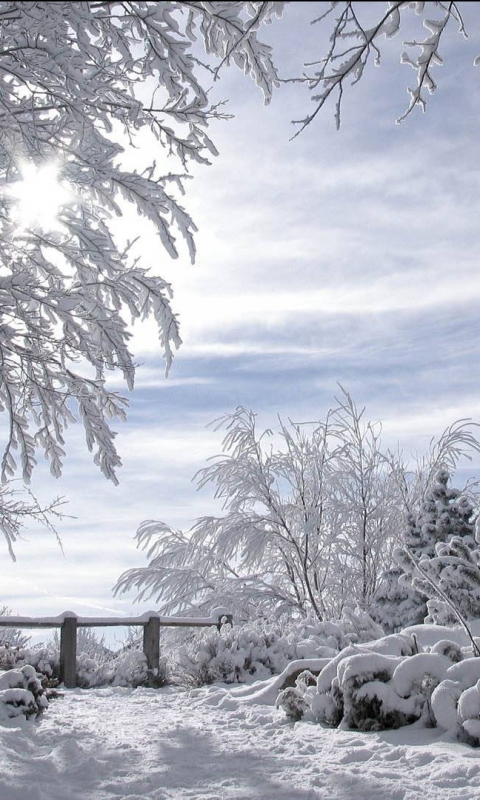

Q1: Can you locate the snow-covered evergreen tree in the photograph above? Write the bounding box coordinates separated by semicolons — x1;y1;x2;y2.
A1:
397;535;480;627
404;470;476;558
371;470;478;632
369;566;426;634
393;472;480;627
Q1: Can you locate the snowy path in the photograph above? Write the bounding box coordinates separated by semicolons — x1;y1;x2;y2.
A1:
2;685;480;799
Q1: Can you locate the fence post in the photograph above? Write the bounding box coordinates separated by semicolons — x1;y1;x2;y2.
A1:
217;613;233;631
60;614;77;688
143;615;160;687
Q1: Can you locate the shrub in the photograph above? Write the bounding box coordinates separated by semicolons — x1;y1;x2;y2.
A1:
86;649;168;689
0;665;48;721
0;606;30;649
277;623;480;745
0;629;169;689
177;622;298;686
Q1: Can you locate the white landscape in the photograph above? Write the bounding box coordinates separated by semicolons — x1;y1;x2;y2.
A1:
3;2;480;799
2;682;480;800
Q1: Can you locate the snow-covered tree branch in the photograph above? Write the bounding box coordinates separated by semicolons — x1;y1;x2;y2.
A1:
0;482;66;561
0;1;283;491
291;1;471;132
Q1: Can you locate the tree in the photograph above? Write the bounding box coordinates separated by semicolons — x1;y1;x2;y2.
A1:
1;1;476;558
0;604;29;648
2;1;472;500
372;469;479;632
115;403;343;621
406;535;480;629
395;477;480;629
0;1;284;552
115;392;480;622
330;391;402;609
0;482;66;561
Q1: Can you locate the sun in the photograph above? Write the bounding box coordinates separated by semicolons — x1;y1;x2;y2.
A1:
9;162;74;231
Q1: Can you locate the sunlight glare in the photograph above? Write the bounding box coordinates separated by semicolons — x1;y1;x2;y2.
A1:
10;163;73;230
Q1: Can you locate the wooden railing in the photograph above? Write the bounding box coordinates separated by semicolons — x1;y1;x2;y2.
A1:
0;609;233;688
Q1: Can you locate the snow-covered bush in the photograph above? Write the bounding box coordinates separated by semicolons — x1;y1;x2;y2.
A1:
177;622;299;686
0;643;59;682
86;649;168;689
54;628;113;661
294;608;384;658
279;633;419;731
275;672;316;722
24;646;59;681
277;621;480;745
0;606;30;650
174;611;383;687
0;665;48;722
0;627;168;689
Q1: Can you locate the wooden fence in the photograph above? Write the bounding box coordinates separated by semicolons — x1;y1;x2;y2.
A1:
0;610;233;688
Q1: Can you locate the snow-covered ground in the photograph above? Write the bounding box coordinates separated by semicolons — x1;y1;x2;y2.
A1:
2;682;480;800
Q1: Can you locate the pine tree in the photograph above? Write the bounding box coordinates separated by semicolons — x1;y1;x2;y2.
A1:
369;565;426;634
394;471;479;626
398;535;480;627
372;470;476;632
404;470;476;558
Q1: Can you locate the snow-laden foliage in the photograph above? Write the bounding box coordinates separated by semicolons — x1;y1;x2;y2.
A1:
0;605;30;649
372;469;479;632
277;623;480;744
0;485;67;561
0;665;48;722
0;1;284;552
52;626;113;663
0;626;167;689
0;3;477;552
116;391;480;621
177;621;297;686
170;609;383;687
404;470;477;558
293;2;472;132
397;535;480;631
368;566;426;634
85;649;168;689
390;471;480;637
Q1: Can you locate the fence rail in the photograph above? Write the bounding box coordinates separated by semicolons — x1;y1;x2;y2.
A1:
0;609;233;688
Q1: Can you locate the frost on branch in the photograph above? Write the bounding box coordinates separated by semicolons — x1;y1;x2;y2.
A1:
0;2;282;489
0;483;66;561
294;2;469;132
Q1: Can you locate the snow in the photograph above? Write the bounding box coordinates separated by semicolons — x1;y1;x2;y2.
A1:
430;679;463;730
392;653;452;697
2;683;480;799
403;621;480;648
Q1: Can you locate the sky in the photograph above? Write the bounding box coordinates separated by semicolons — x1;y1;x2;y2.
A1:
3;1;480;638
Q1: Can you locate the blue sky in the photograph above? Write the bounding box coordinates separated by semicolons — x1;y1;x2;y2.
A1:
3;2;480;630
